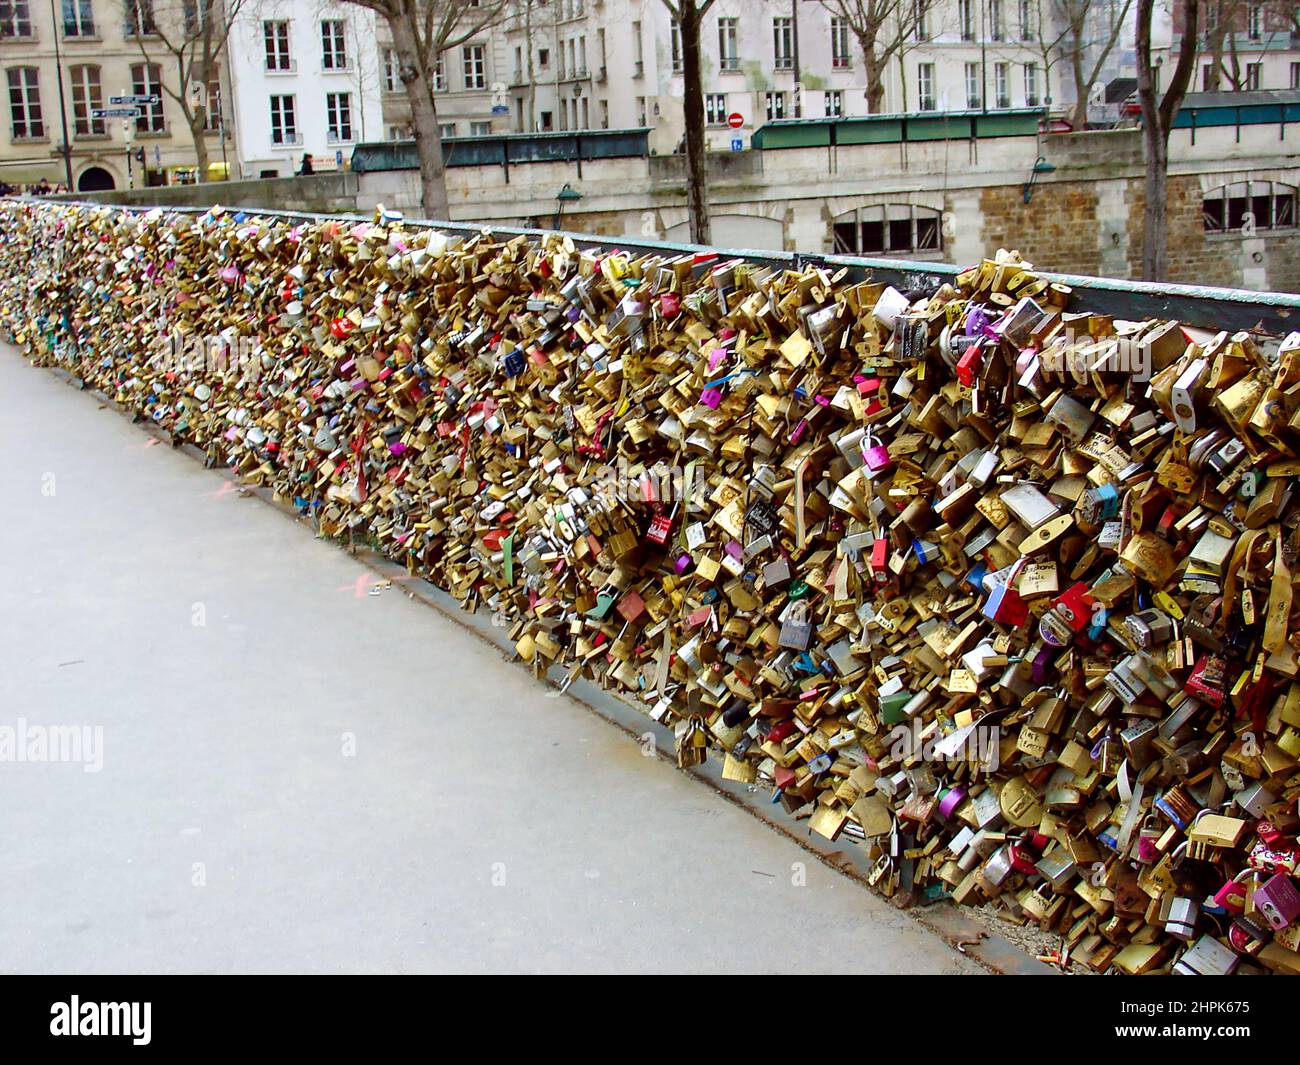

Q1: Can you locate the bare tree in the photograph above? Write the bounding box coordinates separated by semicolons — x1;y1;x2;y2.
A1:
661;0;715;244
125;0;249;183
341;0;510;219
1052;0;1134;129
1202;0;1294;92
1136;0;1200;279
819;0;929;113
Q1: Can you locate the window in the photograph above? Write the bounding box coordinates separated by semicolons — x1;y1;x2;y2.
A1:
917;63;935;110
62;0;94;37
183;0;207;35
1202;63;1215;91
1245;62;1261;90
990;0;1004;41
7;66;41;138
774;17;793;70
439;121;456;137
833;204;943;255
831;16;851;66
578;36;586;75
705;93;727;125
959;0;974;40
914;0;930;40
825;90;843;117
635;95;646;126
632;20;642;73
383;48;399;93
995;62;1010;107
1018;0;1031;40
670;20;681;73
599;99;608;128
264;21;291;72
1024;62;1039;106
321;20;348;71
326;91;352;142
204;74;222;131
580;96;588;127
0;0;32;37
434;54;446;92
1247;3;1262;40
131;63;163;132
463;44;485;89
965;62;980;108
1203;181;1297;232
766;91;787;120
513;45;522;83
1292;62;1300;90
70;64;104;136
718;17;738;71
269;94;297;144
470;120;491;136
124;0;155;37
538;47;549;69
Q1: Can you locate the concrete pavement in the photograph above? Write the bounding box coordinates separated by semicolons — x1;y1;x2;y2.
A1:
0;346;982;974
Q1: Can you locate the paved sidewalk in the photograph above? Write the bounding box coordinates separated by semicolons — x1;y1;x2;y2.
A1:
0;348;979;974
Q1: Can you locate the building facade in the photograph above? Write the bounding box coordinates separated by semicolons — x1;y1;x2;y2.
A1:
0;0;236;191
226;0;383;179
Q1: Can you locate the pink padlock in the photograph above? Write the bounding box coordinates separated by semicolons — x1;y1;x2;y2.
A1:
861;433;892;473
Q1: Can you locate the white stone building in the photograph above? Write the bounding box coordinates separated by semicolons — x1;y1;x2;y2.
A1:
226;0;384;179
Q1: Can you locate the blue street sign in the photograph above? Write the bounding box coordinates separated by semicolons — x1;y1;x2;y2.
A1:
335;150;344;167
731;137;743;152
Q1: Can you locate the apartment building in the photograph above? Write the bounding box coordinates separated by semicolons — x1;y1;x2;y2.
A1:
373;0;1057;154
227;1;382;179
1176;1;1300;94
0;0;234;191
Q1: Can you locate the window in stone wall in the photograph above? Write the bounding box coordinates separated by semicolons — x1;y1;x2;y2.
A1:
1203;180;1297;233
833;204;943;255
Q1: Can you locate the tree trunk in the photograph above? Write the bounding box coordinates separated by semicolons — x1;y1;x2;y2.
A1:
860;29;886;113
1070;43;1089;129
1137;0;1198;280
390;14;450;221
1140;117;1169;279
679;5;710;245
189;113;211;183
1137;0;1165;280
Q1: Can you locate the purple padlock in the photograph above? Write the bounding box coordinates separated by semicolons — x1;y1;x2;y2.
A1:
1254;873;1300;930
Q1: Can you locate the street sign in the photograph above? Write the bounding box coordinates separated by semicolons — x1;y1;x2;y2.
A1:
731;137;744;152
335;149;343;168
109;94;159;106
490;104;509;115
727;112;744;129
93;107;140;119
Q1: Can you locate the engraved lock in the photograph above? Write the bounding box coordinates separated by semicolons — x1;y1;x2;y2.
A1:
1253;873;1300;931
778;600;814;652
1228;911;1273;956
1173;935;1239;976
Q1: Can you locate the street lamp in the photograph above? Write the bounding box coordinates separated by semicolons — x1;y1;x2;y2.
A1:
554;182;581;229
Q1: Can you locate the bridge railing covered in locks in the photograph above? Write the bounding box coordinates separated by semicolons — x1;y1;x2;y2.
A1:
5;198;1300;976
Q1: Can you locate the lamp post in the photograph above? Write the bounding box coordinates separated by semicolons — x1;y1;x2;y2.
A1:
554;181;581;229
48;0;73;188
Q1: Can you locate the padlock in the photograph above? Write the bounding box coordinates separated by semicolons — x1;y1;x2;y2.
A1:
1228;912;1272;956
1173;935;1239;975
1165;896;1198;940
1253;873;1300;930
861;432;893;474
778;600;813;651
1209;869;1260;916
